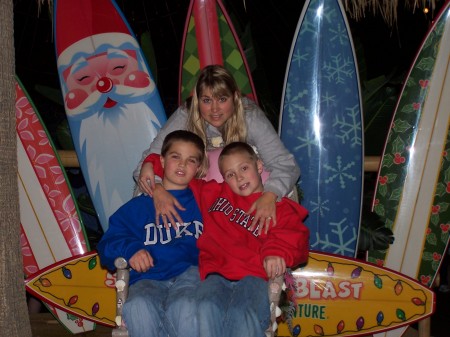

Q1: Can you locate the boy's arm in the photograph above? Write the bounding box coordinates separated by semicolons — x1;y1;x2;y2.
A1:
144;153;164;178
259;200;310;268
96;206;146;271
141;153;187;228
128;249;154;273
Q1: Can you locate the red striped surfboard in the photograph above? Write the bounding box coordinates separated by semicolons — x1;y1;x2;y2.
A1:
179;0;257;103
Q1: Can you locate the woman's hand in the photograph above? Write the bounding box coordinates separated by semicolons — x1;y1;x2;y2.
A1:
264;256;286;279
247;192;277;234
153;184;186;229
129;249;154;273
138;162;156;196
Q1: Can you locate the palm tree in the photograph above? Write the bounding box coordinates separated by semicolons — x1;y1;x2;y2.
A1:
0;0;32;335
345;0;439;26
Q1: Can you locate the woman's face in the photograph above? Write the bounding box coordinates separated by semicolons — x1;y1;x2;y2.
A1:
198;87;235;128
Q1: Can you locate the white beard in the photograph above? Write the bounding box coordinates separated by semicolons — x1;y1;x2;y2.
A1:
76;102;160;231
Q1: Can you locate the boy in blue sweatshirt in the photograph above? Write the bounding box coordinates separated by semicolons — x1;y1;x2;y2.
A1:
97;130;207;337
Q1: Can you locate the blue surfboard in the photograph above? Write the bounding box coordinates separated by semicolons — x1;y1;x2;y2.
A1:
54;0;167;231
279;0;364;257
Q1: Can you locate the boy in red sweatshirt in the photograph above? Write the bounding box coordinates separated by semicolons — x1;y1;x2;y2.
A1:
150;139;309;337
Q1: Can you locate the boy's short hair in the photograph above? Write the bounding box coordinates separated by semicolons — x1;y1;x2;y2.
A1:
218;142;258;173
161;130;208;177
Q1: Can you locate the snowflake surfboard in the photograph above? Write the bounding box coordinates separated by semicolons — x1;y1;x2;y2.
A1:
279;0;363;257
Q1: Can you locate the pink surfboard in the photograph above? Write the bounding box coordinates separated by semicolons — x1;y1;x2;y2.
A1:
16;77;94;333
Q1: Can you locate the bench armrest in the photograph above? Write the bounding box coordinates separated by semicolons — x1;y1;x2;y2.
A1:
112;257;130;337
265;275;284;337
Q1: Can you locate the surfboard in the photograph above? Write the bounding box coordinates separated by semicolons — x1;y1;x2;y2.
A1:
24;250;434;336
25;251;116;327
54;0;167;232
179;0;257;104
278;0;364;257
16;77;95;333
368;2;450;336
179;0;264;181
276;251;435;337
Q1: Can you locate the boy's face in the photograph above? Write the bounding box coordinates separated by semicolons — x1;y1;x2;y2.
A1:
160;141;202;190
220;152;264;196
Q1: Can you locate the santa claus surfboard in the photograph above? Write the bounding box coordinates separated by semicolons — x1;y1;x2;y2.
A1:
54;0;167;231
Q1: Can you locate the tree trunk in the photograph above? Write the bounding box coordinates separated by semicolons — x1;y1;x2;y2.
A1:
0;0;33;335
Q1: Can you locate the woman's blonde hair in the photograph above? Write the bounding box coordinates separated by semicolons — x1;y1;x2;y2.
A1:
186;65;247;146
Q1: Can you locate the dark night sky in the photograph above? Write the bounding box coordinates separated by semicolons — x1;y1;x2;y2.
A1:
12;0;442;153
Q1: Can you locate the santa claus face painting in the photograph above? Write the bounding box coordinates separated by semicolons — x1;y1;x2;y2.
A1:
60;41;155;118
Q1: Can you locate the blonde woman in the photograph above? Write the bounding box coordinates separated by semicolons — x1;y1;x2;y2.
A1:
134;65;299;231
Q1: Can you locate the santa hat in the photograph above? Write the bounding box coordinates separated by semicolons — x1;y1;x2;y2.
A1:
55;0;135;65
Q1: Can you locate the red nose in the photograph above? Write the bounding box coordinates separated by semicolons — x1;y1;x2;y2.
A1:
96;77;113;93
